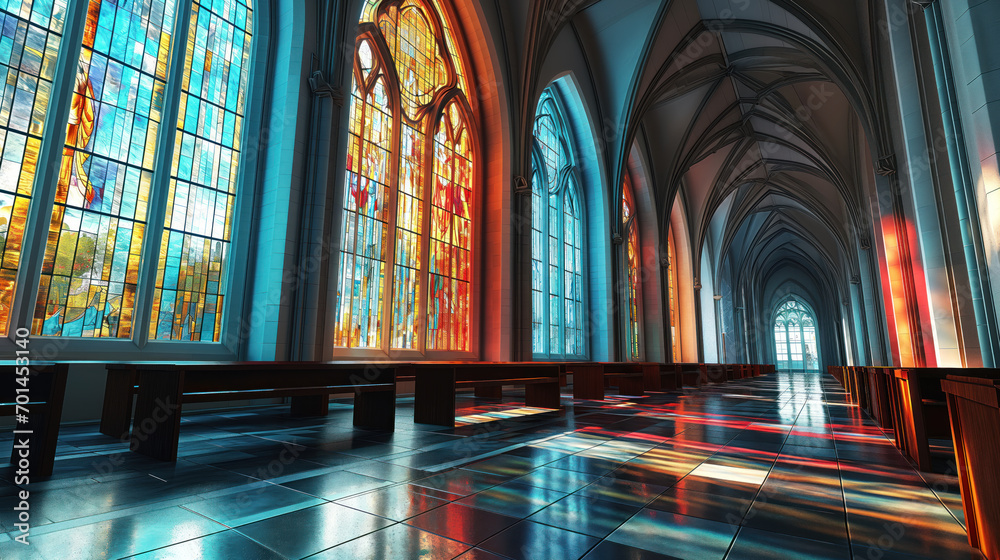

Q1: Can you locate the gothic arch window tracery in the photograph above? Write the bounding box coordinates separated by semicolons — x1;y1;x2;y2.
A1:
773;299;819;371
622;173;642;361
334;0;476;354
531;87;586;359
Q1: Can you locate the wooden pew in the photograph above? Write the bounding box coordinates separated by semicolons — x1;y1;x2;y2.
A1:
101;363;139;438
941;374;1000;560
602;362;658;397
844;366;870;410
889;367;1000;472
559;362;604;400
2;363;68;477
645;363;680;392
828;366;845;387
120;362;397;461
676;363;704;388
556;362;659;400
410;362;561;426
702;363;727;385
865;366;897;434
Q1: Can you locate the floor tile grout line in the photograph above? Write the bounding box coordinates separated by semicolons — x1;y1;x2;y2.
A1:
720;378;807;557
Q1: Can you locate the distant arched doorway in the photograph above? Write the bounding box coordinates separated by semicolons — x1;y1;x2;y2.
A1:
773;299;820;371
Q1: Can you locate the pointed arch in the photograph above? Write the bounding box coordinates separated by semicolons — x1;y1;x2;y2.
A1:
771;296;821;372
333;0;481;357
668;192;695;362
530;83;588;359
622;172;643;361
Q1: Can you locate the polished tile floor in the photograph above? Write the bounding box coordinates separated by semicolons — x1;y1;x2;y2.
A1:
0;372;985;559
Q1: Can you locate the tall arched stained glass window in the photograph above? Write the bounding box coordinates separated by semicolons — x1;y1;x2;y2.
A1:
622;174;642;361
0;1;67;333
531;86;586;359
667;228;679;361
151;0;254;341
26;0;255;340
334;0;476;354
34;0;179;337
773;299;819;371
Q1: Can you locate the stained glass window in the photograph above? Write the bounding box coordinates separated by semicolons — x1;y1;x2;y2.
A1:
334;0;476;354
773;300;819;371
11;0;256;341
531;87;586;359
427;100;472;351
34;0;179;337
151;0;254;341
668;228;679;361
0;0;67;333
622;174;642;361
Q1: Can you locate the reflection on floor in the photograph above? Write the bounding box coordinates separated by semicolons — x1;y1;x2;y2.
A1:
0;372;985;559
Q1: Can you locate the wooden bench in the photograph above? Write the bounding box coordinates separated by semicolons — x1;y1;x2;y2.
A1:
542;362;601;400
828;365;845;387
702;363;727;385
118;362;397;461
890;367;1000;472
570;362;659;400
941;374;1000;560
844;366;870;410
865;366;897;435
101;363;139;438
644;363;680;392
676;363;704;388
409;362;561;426
605;371;646;396
2;363;67;477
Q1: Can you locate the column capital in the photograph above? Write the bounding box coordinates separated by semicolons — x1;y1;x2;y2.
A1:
875;154;897;176
513;176;530;196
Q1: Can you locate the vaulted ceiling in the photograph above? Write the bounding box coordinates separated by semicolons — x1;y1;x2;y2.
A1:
495;0;889;337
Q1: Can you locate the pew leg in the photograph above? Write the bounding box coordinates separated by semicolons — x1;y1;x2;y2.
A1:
572;366;605;400
131;371;184;462
526;382;561;409
13;405;58;478
100;370;135;438
291;394;329;417
12;368;67;477
474;386;503;400
661;373;678;391
643;366;661;391
616;377;645;397
415;369;456;426
354;389;395;430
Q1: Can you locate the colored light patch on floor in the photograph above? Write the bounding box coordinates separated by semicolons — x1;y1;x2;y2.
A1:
454;405;556;426
0;371;986;560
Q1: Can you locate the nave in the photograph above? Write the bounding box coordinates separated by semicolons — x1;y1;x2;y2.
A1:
0;372;982;559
